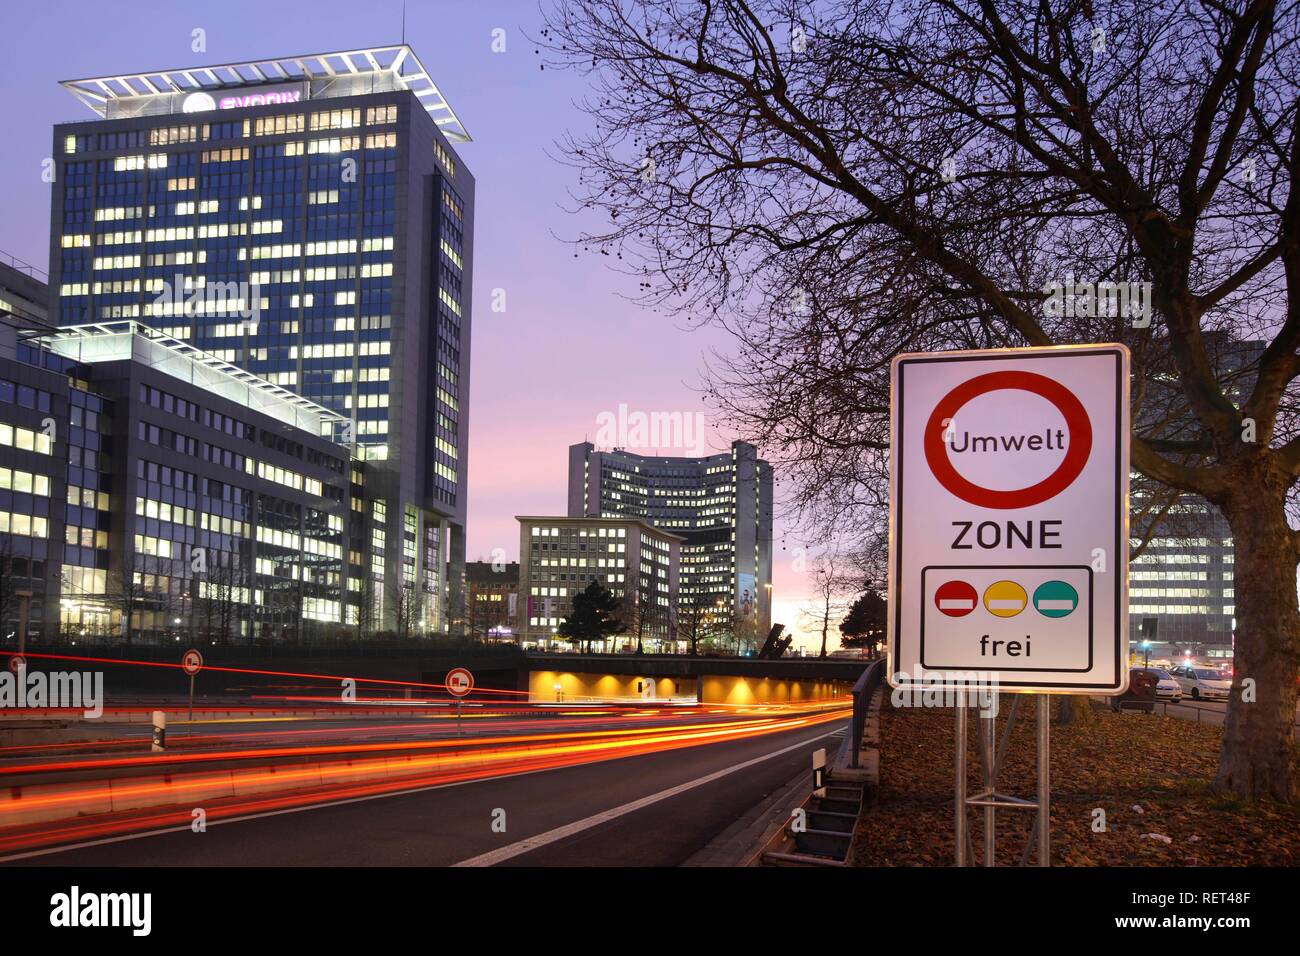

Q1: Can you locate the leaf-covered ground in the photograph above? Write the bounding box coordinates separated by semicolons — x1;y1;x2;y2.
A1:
851;698;1300;866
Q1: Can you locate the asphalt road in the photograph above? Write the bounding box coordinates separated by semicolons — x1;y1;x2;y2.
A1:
3;718;846;867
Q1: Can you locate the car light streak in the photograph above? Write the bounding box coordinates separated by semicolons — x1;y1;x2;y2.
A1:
0;707;848;855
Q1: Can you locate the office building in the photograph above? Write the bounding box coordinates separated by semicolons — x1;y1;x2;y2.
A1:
1;311;362;643
567;441;772;641
49;45;473;634
465;560;518;640
517;516;681;649
1127;335;1261;659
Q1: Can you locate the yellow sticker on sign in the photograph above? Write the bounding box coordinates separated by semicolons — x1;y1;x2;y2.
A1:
983;580;1028;617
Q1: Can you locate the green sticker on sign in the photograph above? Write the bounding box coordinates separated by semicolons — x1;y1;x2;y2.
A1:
1033;580;1078;618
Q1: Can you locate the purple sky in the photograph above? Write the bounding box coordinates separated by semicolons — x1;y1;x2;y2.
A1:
0;0;841;650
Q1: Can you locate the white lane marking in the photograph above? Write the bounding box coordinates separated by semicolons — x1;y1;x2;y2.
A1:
451;726;843;867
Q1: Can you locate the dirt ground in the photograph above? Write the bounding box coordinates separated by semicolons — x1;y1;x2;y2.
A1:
851;697;1300;866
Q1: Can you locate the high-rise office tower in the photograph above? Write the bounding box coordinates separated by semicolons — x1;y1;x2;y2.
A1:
568;441;773;642
50;46;473;632
1127;335;1262;658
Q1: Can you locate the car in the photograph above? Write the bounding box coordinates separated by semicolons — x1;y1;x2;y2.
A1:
1135;667;1183;701
1168;663;1232;701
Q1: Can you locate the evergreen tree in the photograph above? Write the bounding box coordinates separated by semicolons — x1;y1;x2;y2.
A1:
558;579;626;652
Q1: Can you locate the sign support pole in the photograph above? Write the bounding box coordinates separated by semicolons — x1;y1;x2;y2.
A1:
1037;694;1051;867
954;703;967;866
954;691;1052;867
981;702;996;867
188;673;195;723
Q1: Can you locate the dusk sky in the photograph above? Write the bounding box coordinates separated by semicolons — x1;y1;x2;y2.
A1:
0;0;841;651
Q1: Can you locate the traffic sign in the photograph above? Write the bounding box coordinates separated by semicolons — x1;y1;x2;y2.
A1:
888;345;1129;693
7;655;25;674
182;649;204;676
445;667;474;698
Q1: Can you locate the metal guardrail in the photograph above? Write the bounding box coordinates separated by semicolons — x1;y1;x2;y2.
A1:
0;249;48;282
849;658;886;769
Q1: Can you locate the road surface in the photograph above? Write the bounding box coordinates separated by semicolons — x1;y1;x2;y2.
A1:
1;717;846;866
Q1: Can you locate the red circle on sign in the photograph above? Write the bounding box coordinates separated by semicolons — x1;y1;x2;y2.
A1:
8;655;25;673
934;580;979;617
445;667;474;698
923;370;1092;510
182;650;203;676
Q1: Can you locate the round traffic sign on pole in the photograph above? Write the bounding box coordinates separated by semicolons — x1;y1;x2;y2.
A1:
7;655;25;674
182;649;204;676
445;667;474;698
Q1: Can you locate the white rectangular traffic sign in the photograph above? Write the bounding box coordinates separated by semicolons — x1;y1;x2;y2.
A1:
888;345;1129;693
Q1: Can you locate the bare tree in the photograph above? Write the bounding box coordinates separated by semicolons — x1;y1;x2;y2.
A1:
354;568;378;641
197;552;245;645
390;578;417;642
542;0;1300;800
105;553;148;646
801;547;854;657
677;589;713;655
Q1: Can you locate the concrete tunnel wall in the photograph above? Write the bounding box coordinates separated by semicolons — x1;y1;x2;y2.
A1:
528;670;851;704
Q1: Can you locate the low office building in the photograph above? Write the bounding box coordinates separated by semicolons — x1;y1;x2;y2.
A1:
517;516;681;650
1;314;367;643
464;559;518;640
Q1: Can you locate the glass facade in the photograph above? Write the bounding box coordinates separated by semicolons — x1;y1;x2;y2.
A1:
568;441;773;641
49;56;474;634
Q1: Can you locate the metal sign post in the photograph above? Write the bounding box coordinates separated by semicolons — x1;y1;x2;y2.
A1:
445;667;474;736
954;693;1051;866
182;649;204;723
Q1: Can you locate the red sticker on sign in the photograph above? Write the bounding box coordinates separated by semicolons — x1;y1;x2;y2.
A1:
934;580;978;617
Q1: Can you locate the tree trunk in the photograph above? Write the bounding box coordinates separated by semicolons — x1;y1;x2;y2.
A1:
1054;695;1097;726
1216;484;1300;801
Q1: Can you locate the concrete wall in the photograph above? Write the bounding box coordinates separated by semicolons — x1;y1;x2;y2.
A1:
528;670;696;702
699;675;849;705
527;669;850;704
